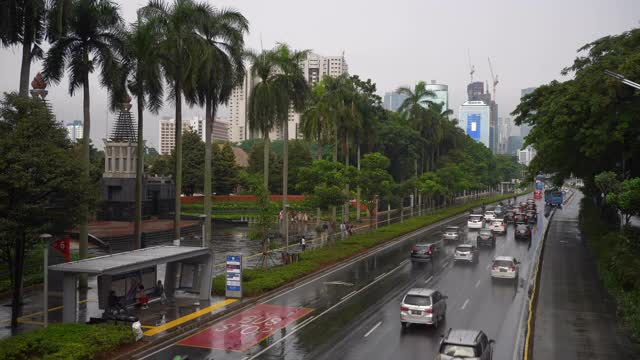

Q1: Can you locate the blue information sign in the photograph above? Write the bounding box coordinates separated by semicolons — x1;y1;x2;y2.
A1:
225;255;242;297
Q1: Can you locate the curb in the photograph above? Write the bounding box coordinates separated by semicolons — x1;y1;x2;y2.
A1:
124;194;524;359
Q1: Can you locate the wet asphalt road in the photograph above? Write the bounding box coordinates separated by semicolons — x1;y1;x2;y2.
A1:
142;195;544;360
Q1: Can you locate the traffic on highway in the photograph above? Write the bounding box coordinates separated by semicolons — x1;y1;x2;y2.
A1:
143;194;546;360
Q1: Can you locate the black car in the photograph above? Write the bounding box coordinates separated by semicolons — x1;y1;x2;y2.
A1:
515;224;532;240
410;242;441;262
477;228;496;248
504;211;515;224
526;210;537;223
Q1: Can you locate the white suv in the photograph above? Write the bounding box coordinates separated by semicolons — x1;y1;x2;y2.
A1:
490;256;519;281
483;211;496;223
467;214;484;229
491;219;505;234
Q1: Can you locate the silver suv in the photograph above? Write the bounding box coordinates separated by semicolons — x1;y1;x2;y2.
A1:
438;328;494;360
442;226;461;241
400;288;447;329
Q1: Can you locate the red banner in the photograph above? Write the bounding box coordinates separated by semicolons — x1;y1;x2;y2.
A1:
52;236;70;262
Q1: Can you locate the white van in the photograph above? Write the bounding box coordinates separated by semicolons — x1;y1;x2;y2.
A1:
467;214;484;229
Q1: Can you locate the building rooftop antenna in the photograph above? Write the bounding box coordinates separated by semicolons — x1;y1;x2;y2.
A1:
468;49;475;83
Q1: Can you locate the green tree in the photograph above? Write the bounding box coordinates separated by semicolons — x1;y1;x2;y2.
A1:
140;0;210;240
189;5;247;249
0;93;91;332
43;0;124;286
595;171;621;206
297;160;355;245
169;130;204;196
148;154;172;176
213;142;240;194
0;0;47;96
244;175;276;269
418;172;446;208
608;178;640;225
287;140;312;194
356;153;394;229
117;18;164;249
247;141;282;193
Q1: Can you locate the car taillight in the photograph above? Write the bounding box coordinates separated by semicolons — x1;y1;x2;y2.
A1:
425;308;433;313
401;306;408;312
509;266;516;271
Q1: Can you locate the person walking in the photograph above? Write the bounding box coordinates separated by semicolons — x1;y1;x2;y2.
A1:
300;236;306;251
322;222;329;244
137;284;149;309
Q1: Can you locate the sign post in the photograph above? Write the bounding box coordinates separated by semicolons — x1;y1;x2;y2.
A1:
225;255;242;298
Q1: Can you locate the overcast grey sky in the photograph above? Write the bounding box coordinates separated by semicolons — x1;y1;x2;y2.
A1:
1;0;638;149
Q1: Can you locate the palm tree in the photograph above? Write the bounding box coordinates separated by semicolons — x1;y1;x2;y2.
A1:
0;0;49;96
140;0;210;240
190;6;247;249
246;48;286;190
43;0;124;287
118;17;164;249
270;44;309;255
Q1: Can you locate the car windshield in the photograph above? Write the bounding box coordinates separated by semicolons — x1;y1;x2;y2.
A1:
469;215;482;220
440;344;478;357
445;227;457;232
479;230;492;236
404;295;431;306
415;244;431;250
456;246;472;252
494;260;513;267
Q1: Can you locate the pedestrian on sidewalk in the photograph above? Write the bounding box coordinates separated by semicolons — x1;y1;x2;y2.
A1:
300;236;306;251
137;284;149;309
347;222;353;236
155;280;166;304
322;222;329;244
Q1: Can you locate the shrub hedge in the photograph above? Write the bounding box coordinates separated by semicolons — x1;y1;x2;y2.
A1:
579;197;640;340
213;193;518;297
0;323;135;360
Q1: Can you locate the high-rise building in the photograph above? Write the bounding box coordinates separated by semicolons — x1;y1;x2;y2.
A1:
158;116;205;155
508;135;523;156
518;146;536;166
213;120;229;142
425;80;449;111
498;117;512;154
66;120;83;141
225;52;348;142
383;91;409;112
459;81;498;152
519;87;536;138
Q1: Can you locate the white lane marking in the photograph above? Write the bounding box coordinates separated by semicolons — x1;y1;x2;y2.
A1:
425;275;433;283
475;280;481;288
442;261;450;268
364;321;382;338
341;291;356;301
292;316;315;331
375;272;387;281
241;357;249;360
247;259;409;359
461;299;470;310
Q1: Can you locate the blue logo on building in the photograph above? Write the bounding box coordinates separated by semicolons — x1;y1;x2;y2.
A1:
467;114;481;141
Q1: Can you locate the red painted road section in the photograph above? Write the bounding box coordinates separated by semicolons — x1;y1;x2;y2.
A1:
178;304;314;352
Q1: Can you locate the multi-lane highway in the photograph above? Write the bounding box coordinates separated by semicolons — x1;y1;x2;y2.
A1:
142;195;545;360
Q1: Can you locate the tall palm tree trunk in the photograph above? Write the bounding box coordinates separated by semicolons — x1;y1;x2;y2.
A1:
204;98;213;249
316;129;322;225
174;79;183;241
263;132;270;190
330;133;338;244
134;89;144;249
344;135;349;222
356;144;361;222
78;64;90;289
18;7;34;97
282;122;289;257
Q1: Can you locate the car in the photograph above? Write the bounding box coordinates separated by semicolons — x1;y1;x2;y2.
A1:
494;205;504;218
526;198;535;204
483;211;496;222
504;210;515;224
514;212;528;224
534;190;542;199
410;241;441;262
491;256;519;280
467;214;484;229
526;202;537;211
442;226;461;241
490;219;505;234
476;229;496;248
438;328;495;360
400;288;447;329
526;210;537;224
514;224;532;240
454;244;479;264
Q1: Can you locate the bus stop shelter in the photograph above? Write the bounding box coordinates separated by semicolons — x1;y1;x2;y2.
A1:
48;246;213;323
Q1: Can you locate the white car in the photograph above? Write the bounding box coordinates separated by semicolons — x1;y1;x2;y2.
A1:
490;256;519;280
491;219;505;234
467;214;484;229
454;244;478;264
442;226;461;241
483;211;496;222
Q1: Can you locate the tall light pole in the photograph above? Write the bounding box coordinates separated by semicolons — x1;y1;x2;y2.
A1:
39;234;52;328
199;214;207;248
604;70;640;90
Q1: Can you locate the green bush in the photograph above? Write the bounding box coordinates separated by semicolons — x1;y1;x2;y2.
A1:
213;193;518;297
0;323;135;360
580;198;640;340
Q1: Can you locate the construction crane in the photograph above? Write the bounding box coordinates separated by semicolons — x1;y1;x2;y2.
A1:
488;57;499;100
468;49;475;83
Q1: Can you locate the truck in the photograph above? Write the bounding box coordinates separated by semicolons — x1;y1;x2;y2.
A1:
535;174;545;190
544;188;564;207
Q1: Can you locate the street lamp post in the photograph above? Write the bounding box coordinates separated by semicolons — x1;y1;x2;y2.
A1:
39;234;52;328
199;214;207;248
